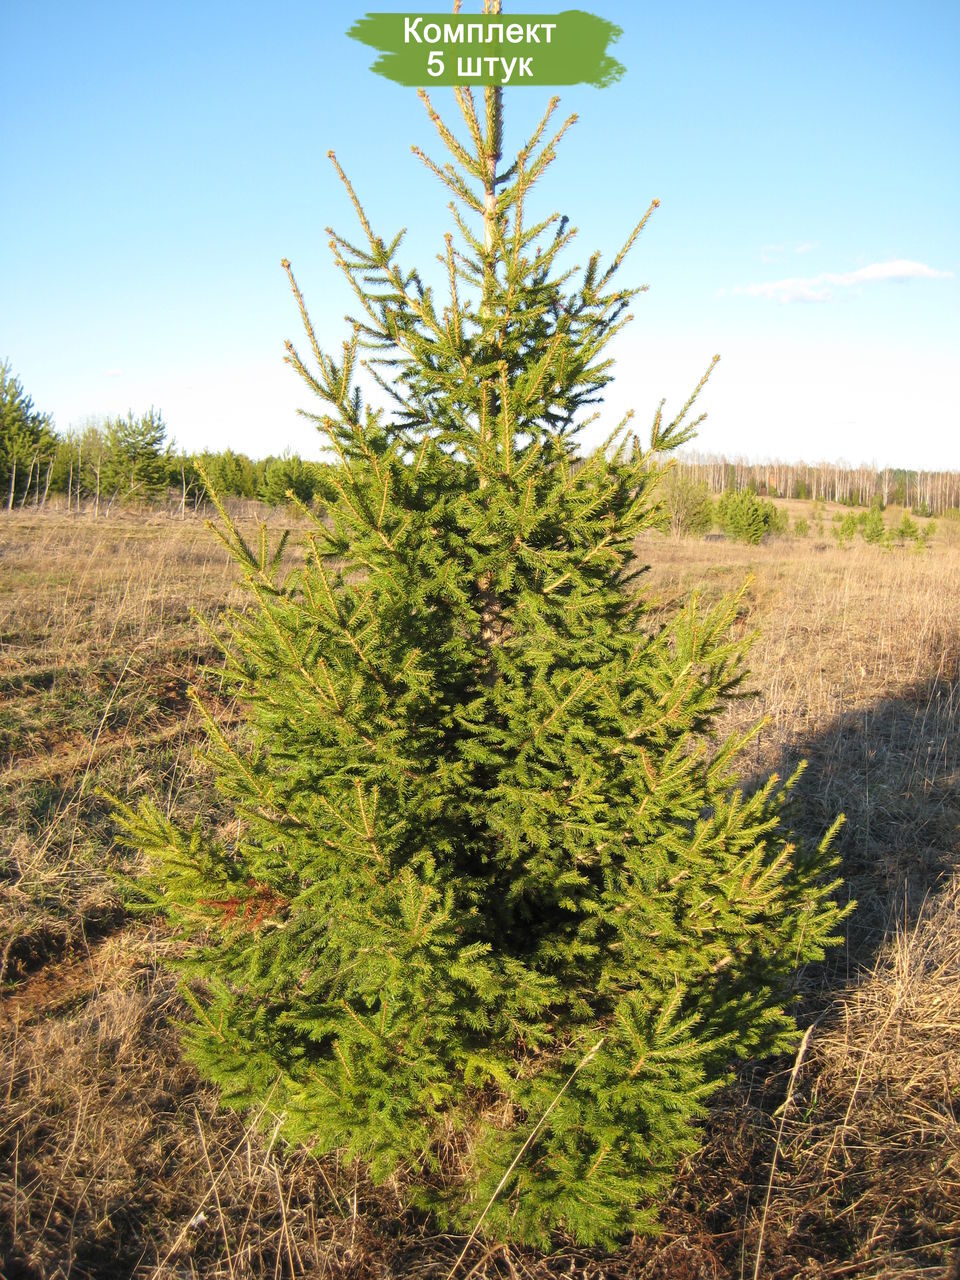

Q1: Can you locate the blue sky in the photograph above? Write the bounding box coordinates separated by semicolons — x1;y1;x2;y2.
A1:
3;1;958;468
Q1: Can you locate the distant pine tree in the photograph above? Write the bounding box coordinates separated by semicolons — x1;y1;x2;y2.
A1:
117;68;847;1249
197;448;259;500
717;488;785;543
102;408;169;499
258;453;320;506
0;360;56;507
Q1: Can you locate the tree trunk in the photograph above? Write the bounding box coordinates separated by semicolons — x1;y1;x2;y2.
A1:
476;14;505;688
19;455;37;509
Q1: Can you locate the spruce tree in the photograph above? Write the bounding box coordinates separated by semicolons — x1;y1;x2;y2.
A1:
117;65;847;1248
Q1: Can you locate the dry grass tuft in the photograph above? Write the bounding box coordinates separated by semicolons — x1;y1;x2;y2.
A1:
782;873;960;1275
0;930;410;1280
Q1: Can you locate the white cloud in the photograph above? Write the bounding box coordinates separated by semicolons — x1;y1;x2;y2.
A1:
736;258;954;304
760;240;819;263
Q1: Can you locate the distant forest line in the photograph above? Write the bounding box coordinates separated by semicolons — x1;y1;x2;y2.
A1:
669;451;960;515
3;361;958;517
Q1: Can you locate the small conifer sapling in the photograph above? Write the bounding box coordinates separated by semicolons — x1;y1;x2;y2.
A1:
117;61;847;1249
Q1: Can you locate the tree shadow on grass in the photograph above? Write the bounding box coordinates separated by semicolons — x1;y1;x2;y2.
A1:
674;642;960;1278
771;652;960;980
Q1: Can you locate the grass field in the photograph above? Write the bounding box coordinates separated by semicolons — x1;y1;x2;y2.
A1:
1;505;958;1279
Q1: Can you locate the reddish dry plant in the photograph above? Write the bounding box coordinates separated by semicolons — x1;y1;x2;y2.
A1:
198;879;290;931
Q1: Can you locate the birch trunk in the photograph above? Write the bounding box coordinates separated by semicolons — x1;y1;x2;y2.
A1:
19;456;36;509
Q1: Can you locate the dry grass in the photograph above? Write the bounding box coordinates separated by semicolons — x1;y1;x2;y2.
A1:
0;928;407;1280
782;870;960;1274
0;510;266;983
1;509;958;1278
643;535;960;956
